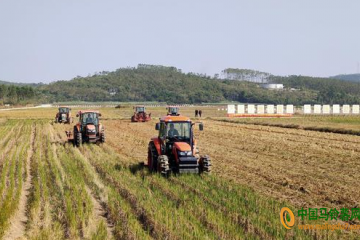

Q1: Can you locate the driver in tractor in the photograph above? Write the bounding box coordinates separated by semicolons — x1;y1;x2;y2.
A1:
86;114;93;124
167;123;179;138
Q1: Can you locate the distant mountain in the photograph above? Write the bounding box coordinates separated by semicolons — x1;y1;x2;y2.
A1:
330;74;360;83
0;80;44;87
0;80;16;85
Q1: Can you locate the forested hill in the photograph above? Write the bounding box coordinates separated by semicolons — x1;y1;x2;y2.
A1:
330;74;360;83
41;65;318;104
3;65;360;105
268;75;360;104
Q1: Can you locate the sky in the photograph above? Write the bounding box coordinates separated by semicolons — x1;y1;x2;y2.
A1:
0;0;359;83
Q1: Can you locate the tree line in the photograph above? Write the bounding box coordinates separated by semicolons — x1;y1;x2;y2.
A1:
0;85;37;105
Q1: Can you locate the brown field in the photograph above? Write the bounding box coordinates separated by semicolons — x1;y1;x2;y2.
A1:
0;106;360;239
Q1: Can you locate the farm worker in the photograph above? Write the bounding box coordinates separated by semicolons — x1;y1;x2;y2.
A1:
86;114;93;123
168;123;179;137
199;110;202;117
195;109;198;117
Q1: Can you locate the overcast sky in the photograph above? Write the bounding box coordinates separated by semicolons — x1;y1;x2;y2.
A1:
0;0;359;83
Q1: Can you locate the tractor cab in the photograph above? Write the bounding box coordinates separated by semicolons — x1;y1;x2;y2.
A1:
166;106;180;116
135;106;145;113
59;107;70;114
148;115;210;175
157;119;193;154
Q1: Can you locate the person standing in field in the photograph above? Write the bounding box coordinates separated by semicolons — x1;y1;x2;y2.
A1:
199;110;202;118
195;109;198;117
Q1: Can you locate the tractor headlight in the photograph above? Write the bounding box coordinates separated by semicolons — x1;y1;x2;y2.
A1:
87;129;96;133
179;151;192;156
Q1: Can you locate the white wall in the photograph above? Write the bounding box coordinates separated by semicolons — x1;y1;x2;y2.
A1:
227;105;235;114
276;105;284;114
322;105;330;114
247;104;255;114
237;104;245;114
257;105;265;114
342;105;350;114
332;104;340;114
303;104;312;114
314;105;322;114
267;105;275;114
286;105;294;114
352;105;360;114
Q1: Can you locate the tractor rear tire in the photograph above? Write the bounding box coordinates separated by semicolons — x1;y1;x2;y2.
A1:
101;130;106;143
200;155;211;174
76;132;82;147
157;155;170;177
148;143;158;172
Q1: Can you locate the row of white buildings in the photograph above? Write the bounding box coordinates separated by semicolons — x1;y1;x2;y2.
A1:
227;104;360;115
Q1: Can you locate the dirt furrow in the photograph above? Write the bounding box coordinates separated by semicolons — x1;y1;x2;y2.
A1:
3;125;35;240
84;186;114;239
50;123;115;239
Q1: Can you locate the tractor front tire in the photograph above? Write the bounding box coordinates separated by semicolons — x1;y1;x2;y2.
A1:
157;155;170;177
199;155;211;174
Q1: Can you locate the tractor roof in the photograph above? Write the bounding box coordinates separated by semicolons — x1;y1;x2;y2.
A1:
160;115;191;122
78;110;100;114
134;105;145;107
59;106;70;108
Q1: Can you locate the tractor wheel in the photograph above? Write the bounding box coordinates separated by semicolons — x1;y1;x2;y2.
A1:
147;143;158;172
101;130;106;143
55;118;58;123
157;155;170;177
76;132;82;147
199;155;211;174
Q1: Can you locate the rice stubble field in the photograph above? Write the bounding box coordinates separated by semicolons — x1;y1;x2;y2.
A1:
0;107;359;239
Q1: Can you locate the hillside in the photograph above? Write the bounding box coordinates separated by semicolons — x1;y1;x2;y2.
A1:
268;75;360;104
3;65;360;105
41;65;318;104
330;73;360;83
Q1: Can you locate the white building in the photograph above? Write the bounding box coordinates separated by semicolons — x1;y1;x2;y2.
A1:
261;84;284;90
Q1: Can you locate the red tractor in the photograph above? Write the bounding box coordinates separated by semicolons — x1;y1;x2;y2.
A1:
55;106;73;124
147;114;211;176
131;105;151;122
66;110;105;147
